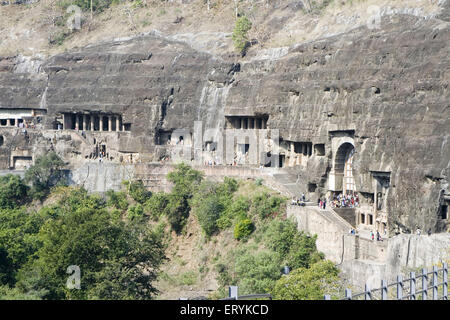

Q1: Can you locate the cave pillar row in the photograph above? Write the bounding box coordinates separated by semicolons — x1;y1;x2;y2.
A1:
75;115;79;130
108;116;112;132
290;142;295;167
83;115;87;131
90;115;94;131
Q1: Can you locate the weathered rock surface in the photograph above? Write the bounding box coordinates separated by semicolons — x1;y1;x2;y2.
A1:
0;8;449;234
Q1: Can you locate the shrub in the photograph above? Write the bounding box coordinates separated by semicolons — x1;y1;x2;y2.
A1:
217;196;250;230
234;248;282;294
263;218;298;257
165;163;203;233
251;192;284;219
262;218;324;269
191;179;239;236
165;193;190;233
215;263;232;287
127;203;144;221
106;190;128;211
25;152;65;200
272;260;341;300
195;196;224;237
0;175;29;209
144;192;168;219
123;180;151;204
232;16;252;55
57;0;113;13
234;219;254;240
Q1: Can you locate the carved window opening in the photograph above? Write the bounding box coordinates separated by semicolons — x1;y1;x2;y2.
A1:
308;183;317;193
441;205;448;220
314;144;325;156
225;116;268;130
279;154;285;168
368;214;373;225
293;142;312;156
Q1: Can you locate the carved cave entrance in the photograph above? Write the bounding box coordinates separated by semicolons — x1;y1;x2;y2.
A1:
334;143;355;195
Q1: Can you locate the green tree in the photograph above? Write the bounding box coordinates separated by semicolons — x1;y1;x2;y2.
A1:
106;190;128;211
0;174;29;209
0;206;55;286
127;203;144;221
167;163;203;197
16;188;166;300
232;16;252;55
165;163;203;233
24;152;65;200
144;192;168;219
262;218;323;270
272;260;341;300
234;248;281;294
123;180;151;204
251;192;284;219
234;218;254;240
0;285;43;300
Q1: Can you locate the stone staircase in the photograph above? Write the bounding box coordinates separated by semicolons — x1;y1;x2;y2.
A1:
311;206;353;233
270;172;302;197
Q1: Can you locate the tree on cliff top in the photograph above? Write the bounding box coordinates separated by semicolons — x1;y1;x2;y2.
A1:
232;16;252;56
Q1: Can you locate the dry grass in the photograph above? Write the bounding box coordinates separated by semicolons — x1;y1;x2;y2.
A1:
0;0;444;57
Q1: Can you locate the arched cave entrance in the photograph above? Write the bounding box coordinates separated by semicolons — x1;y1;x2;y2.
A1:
334;142;355;195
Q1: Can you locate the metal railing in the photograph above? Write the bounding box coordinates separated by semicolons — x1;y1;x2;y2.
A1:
220;286;272;300
324;263;448;300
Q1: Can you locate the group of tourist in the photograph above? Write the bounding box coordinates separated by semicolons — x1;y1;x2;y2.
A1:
318;198;327;210
291;193;307;206
370;230;383;241
330;193;359;208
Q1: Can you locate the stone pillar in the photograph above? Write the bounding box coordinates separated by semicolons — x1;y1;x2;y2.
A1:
6;119;10;126
99;116;103;132
83;114;87;131
116;117;120;132
241;118;244;130
91;115;95;131
16;119;19;127
290;141;297;166
108;116;112;132
306;144;310;156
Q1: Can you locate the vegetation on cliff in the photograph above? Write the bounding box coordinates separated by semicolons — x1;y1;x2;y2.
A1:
0;159;341;300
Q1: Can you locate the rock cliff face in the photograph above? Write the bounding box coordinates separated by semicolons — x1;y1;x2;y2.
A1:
0;6;449;234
